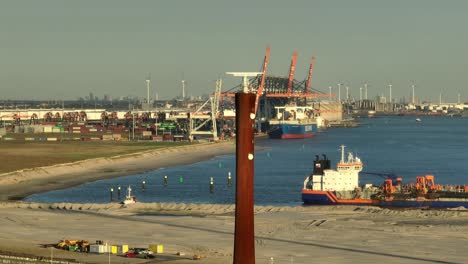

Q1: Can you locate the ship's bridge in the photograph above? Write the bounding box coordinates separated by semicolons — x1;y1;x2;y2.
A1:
307;146;364;192
337;152;363;172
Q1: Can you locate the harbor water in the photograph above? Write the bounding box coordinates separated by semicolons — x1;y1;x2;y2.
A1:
25;116;468;206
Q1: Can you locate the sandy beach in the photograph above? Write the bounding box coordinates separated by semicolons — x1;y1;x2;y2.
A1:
0;142;236;201
1;141;468;264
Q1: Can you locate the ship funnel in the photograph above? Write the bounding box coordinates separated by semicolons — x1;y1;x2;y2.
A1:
322;154;331;170
313;159;324;175
315;155;319;161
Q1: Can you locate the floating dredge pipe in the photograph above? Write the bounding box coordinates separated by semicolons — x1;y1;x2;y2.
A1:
233;92;256;264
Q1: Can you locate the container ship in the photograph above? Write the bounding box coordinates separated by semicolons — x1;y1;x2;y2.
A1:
268;104;318;139
302;145;468;208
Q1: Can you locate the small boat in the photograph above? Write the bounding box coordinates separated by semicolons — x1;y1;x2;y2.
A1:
367;110;376;118
121;186;136;205
415;118;421;122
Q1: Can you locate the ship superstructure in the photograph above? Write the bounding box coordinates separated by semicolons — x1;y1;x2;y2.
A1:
306;145;362;192
268;104;318;139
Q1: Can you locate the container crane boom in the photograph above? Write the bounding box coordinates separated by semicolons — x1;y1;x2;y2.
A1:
305;56;315;94
361;171;401;184
287;51;298;96
254;47;270;114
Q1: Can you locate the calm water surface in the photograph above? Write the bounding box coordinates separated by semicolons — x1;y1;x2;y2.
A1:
25;116;468;206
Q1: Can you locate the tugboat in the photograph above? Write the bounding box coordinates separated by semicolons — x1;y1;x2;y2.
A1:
121;186;137;205
302;145;468;208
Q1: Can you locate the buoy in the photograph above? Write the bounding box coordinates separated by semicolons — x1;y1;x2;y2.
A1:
110;187;114;201
164;175;168;186
142;180;146;192
227;172;232;186
210;177;214;193
179;176;184;183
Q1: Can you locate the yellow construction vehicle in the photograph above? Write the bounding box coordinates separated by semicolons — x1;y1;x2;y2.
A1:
55;240;90;252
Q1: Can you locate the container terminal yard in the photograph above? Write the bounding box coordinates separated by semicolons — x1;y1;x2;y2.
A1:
0;48;349;142
2;48;467;144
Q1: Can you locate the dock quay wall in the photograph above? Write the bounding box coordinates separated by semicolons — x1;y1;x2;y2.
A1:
310;101;343;122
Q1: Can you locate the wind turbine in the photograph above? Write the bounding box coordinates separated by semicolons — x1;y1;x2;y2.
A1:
388;83;392;103
338;83;343;102
364;82;369;100
345;85;349;102
181;80;186;99
145;73;151;104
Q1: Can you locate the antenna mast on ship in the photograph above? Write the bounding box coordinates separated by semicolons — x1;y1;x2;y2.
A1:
340;145;346;163
127;185;132;198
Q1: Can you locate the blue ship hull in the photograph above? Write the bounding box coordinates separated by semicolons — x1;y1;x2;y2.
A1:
268;123;317;139
302;192;468;208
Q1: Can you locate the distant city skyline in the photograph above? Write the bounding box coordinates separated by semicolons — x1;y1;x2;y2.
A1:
1;0;467;102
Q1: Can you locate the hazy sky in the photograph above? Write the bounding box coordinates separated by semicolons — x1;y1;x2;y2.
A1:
1;0;467;102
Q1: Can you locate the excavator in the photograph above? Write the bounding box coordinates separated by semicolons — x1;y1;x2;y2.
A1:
364;172;452;198
360;171;403;193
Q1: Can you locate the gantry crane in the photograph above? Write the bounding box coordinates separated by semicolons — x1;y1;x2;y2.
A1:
188;79;223;141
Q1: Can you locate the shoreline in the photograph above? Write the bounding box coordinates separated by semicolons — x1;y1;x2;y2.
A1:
1;139;468;263
0;141;236;201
